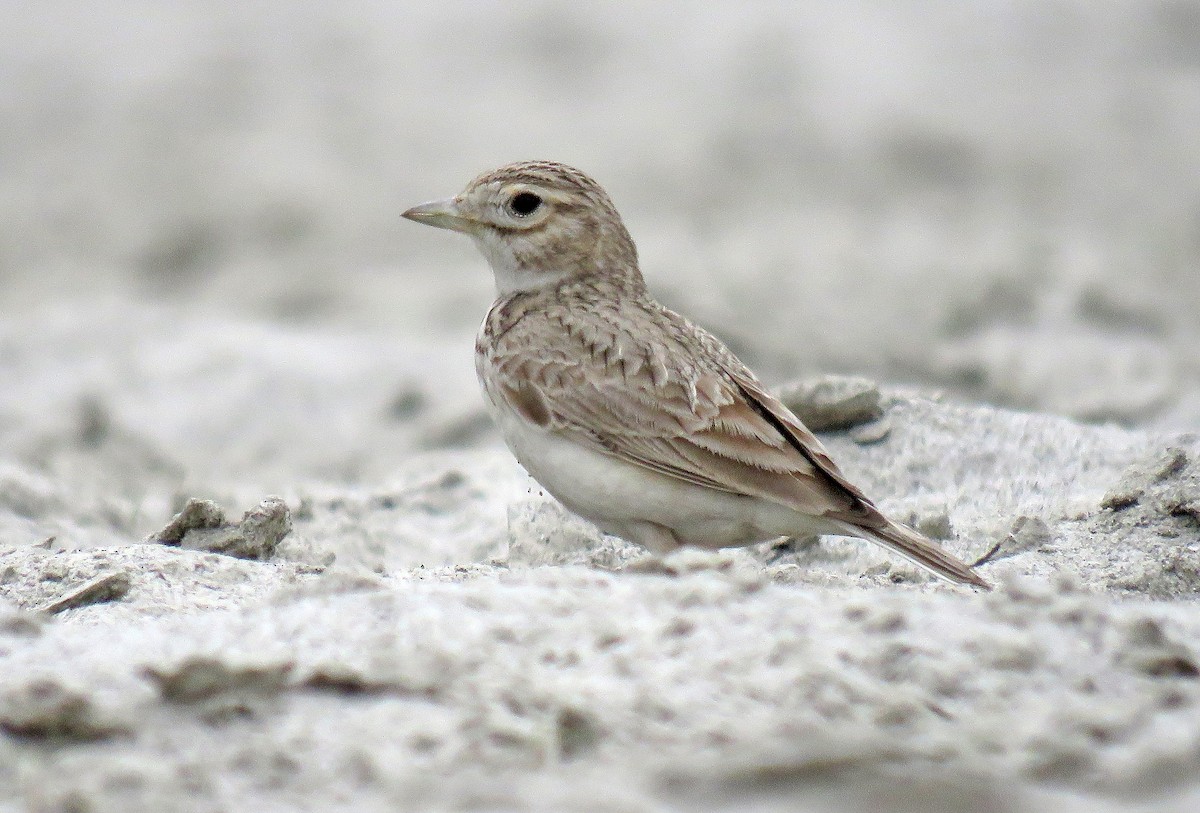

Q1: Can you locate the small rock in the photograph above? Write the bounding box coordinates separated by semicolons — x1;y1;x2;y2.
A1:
229;497;293;557
775;376;884;431
146;497;291;560
0;679;128;741
38;571;132;615
145;657;294;703
1101;486;1143;511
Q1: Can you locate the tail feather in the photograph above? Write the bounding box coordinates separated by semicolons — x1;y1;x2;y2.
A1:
832;519;992;589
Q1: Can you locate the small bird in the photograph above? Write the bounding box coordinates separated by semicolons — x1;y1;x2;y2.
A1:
403;161;989;588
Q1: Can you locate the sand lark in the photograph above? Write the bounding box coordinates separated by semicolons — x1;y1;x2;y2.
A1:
403;161;989;588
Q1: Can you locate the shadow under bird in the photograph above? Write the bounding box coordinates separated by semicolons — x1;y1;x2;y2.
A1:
403;161;990;589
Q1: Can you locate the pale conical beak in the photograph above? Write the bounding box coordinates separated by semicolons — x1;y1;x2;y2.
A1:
401;197;476;233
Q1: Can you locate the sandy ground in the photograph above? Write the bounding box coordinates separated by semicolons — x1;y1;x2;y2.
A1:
3;3;1200;811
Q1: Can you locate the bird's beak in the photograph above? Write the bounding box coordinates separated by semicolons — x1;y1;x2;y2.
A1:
401;197;476;233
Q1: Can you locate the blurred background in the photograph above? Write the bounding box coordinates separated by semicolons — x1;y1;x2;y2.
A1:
5;8;1200;808
2;0;1198;446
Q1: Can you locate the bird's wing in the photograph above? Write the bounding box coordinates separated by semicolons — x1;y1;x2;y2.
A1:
484;299;881;526
484;292;990;589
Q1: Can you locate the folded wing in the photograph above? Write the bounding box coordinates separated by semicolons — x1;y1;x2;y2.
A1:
485;298;988;588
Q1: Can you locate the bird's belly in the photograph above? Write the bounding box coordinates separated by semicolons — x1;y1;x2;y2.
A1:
492;409;821;548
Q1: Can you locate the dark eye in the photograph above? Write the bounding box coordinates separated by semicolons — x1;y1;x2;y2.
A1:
509;191;543;217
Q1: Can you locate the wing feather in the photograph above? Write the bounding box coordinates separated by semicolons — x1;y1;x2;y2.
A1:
484;296;873;522
481;289;990;588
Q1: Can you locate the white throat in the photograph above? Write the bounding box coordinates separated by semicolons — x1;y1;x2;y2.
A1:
472;231;571;295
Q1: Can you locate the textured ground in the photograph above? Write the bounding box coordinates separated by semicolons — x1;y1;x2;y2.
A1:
2;303;1200;813
3;3;1200;812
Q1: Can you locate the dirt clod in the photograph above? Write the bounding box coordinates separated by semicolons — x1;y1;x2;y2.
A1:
146;497;292;560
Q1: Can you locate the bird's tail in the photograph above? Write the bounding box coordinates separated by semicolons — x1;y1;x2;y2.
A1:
831;518;992;589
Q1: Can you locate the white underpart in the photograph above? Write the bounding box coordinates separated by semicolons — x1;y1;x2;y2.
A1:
472;230;570;296
489;402;842;553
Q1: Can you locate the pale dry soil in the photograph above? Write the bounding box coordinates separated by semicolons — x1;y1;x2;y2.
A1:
2;303;1200;813
3;4;1200;809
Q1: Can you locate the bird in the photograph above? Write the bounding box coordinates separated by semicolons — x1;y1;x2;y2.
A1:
402;161;990;589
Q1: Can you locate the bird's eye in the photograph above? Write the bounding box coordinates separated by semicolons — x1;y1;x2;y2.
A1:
508;191;543;217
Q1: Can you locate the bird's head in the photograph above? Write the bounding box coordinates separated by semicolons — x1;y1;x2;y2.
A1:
403;161;640;295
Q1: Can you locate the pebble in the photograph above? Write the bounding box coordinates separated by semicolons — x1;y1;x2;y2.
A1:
38;571;132;615
146;497;292;560
775;375;884;431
